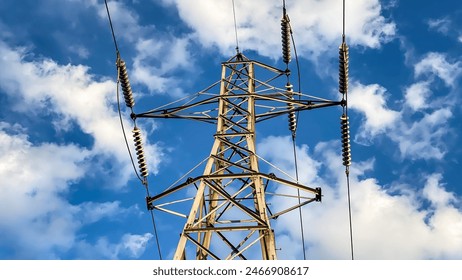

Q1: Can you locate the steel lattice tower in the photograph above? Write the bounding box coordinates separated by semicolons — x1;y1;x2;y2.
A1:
106;0;353;260
136;52;341;260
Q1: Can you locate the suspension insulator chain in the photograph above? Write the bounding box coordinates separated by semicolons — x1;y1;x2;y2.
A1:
118;59;135;108
339;42;349;94
286;83;297;135
133;127;149;178
340;114;351;167
281;14;292;64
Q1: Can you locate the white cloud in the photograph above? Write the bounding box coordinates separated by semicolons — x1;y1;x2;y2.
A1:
92;1;194;97
391;108;452;160
0;123;83;258
415;52;462;88
258;135;321;185
349;50;460;160
260;136;462;259
427;17;451;35
348;82;400;141
0;37;163;258
423;173;456;208
161;0;243;55
404;81;432;111
0;122;151;259
421;174;462;259
96;0;145;44
395;52;459;160
0;40;162;186
121;233;153;258
349;79;453;160
161;0;395;59
132;36;193;96
76;233;153;259
68;45;90;59
78;201;138;224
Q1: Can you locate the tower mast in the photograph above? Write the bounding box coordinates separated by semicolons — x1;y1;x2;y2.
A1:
107;1;350;260
142;52;335;259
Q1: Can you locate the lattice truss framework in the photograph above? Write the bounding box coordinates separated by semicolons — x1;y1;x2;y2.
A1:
139;53;341;260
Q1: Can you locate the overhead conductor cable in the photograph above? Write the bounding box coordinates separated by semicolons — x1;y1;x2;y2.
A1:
232;0;240;53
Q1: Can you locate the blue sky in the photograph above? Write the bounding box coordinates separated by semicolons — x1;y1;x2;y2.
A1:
0;0;461;260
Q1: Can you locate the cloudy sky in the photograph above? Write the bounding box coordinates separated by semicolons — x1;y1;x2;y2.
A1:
0;0;461;260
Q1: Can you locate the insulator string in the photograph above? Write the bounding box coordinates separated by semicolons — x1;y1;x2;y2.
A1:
116;61;163;259
282;0;307;260
289;12;303;133
281;0;302;133
106;0;163;260
339;43;349;94
286;83;297;135
281;9;291;65
339;0;354;260
133;127;149;178
340;115;351;167
118;59;135;108
116;62;143;183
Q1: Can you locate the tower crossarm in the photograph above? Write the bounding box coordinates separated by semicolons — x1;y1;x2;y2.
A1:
134;95;221;124
147;172;321;206
133;54;342;124
133;94;341;123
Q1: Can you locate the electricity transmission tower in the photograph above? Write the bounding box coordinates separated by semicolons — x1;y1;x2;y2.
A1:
109;0;352;260
138;52;340;260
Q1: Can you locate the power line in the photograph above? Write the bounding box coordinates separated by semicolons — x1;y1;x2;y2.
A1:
231;0;240;53
104;0;119;55
145;185;163;260
104;0;163;260
346;169;354;260
291;135;307;260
